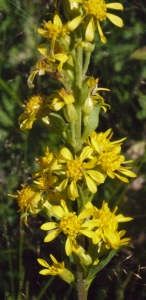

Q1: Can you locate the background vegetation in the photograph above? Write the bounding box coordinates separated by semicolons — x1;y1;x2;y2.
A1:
0;0;146;299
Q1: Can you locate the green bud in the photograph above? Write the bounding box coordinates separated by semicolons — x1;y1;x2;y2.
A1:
83;41;95;53
73;244;92;266
60;268;74;283
63;103;78;122
82;96;94;116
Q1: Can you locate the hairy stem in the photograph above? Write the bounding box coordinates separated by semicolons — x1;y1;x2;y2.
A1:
77;262;87;300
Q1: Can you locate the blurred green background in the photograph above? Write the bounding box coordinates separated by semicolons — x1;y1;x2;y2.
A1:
0;0;146;299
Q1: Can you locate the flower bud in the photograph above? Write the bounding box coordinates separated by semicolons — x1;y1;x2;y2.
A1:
83;41;95;53
60;268;74;283
63;103;78;122
73;243;92;266
83;96;94;116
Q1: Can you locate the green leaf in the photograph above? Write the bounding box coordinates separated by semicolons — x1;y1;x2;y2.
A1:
81;100;101;141
85;249;117;291
131;47;146;60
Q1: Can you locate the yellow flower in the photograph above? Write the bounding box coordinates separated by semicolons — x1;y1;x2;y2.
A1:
87;129;125;154
34;172;58;192
68;0;123;43
103;229;131;249
56;146;105;200
41;199;98;255
88;201;132;248
35;147;56;170
86;77;110;112
19;94;46;131
48;88;75;111
8;185;41;225
86;130;136;182
38;254;74;283
27;44;68;88
96;147;136;182
38;14;69;41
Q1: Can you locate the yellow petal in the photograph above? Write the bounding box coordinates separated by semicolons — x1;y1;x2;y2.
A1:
78;208;94;220
86;170;105;183
44;229;60;242
57;179;68;191
39;269;50;275
51;205;64;218
37;258;49;268
114;173;129;183
68;181;79;200
60;147;73;160
65;236;73;256
54;53;68;63
80;146;93;161
79;229;96;238
116;214;133;222
106;3;123;10
41;222;57;230
54;14;62;27
63;94;75;104
97;21;107;43
67;15;83;31
85;18;95;42
106;13;123;27
119;168;137;177
37;43;47;56
84;174;97;193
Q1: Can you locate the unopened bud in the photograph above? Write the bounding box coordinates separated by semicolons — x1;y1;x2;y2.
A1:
63;103;78;122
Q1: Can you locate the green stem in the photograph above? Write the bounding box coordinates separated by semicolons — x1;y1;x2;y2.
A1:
7;239;15;299
77;262;87;300
74;43;83;152
70;120;76;148
17;229;24;300
82;53;91;78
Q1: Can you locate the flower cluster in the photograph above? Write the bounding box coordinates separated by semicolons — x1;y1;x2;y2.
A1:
9;0;136;292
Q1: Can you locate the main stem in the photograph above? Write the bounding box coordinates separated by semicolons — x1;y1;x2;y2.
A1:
77;261;87;300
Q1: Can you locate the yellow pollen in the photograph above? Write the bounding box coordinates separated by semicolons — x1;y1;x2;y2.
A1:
66;160;84;181
95;210;118;230
25;95;43;114
17;186;36;210
44;21;62;39
97;152;124;172
59;212;82;236
83;0;107;21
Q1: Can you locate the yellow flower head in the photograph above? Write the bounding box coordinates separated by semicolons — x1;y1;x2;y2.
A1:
87;129;125;154
103;229;131;249
86;130;136;182
41;199;98;255
38;254;64;276
27;44;68;88
38;254;74;283
68;0;123;43
8;185;41;225
38;14;69;41
19;94;45;131
34;172;58;192
48;88;75;111
89;77;110;112
97;147;137;182
56;146;105;200
35;147;56;169
90;201;133;248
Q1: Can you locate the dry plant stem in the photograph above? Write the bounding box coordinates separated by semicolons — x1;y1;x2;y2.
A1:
77;261;87;300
